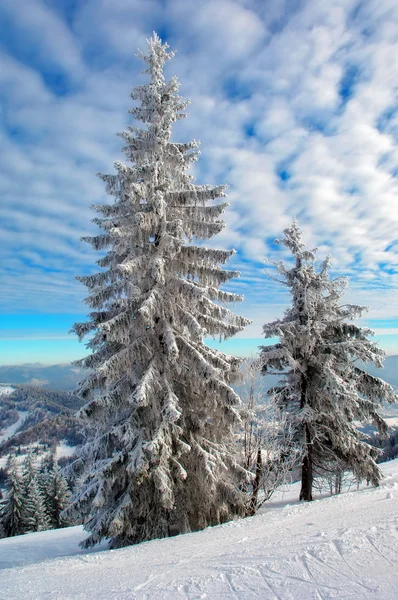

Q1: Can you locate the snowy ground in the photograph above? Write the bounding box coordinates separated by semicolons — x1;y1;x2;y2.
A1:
1;460;398;599
0;439;76;469
55;441;78;460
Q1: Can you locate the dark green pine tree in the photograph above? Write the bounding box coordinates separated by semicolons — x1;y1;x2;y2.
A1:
261;221;396;501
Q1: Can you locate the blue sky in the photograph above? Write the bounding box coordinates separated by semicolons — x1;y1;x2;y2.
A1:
1;0;398;365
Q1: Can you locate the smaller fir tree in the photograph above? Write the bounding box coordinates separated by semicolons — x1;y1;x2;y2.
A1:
22;451;50;532
22;451;36;487
260;221;396;501
46;463;71;529
40;451;56;475
23;477;50;532
0;457;26;537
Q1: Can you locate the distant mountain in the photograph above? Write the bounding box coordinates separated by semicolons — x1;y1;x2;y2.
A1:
1;356;397;393
0;364;88;391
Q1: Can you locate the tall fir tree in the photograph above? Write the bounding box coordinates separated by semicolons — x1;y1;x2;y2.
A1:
0;457;26;537
69;34;250;548
260;221;396;501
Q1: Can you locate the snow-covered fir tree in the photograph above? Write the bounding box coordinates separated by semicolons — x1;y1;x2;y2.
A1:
69;33;250;548
23;477;49;533
40;450;56;475
22;451;49;532
260;221;396;501
22;450;36;490
0;457;26;537
45;463;71;529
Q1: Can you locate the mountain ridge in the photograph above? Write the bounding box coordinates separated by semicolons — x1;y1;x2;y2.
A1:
1;355;398;391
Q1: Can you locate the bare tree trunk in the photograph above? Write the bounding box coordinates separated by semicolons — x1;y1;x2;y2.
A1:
335;470;342;495
300;427;313;501
243;381;255;470
249;447;262;515
299;375;313;501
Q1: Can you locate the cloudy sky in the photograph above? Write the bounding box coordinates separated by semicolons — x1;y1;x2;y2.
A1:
1;0;398;365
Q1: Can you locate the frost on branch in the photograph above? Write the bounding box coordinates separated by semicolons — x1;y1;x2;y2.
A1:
260;221;396;502
68;33;250;548
237;358;301;515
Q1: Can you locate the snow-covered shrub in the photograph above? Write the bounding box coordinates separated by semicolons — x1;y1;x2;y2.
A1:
238;358;300;513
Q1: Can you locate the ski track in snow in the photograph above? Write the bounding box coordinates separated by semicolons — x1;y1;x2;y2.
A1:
0;410;29;444
1;461;398;599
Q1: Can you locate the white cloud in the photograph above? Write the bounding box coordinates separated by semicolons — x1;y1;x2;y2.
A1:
1;0;398;347
1;0;85;79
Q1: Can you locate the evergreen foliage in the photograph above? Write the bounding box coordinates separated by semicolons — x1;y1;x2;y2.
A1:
0;452;71;537
0;457;26;537
22;450;36;490
22;451;50;532
23;477;50;533
45;463;71;529
69;33;250;548
260;221;396;501
370;427;398;463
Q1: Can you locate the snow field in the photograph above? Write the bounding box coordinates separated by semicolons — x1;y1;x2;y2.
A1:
1;460;397;599
55;441;78;459
0;442;77;470
0;386;15;396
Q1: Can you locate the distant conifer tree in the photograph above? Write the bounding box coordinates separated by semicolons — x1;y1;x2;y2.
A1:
24;478;50;532
0;457;26;537
22;451;50;532
46;463;71;529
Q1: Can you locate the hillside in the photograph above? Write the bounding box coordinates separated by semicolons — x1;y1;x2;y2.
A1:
0;384;86;456
0;358;397;463
1;460;397;599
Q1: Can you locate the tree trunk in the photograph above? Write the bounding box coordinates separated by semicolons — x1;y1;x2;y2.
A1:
249;447;262;515
335;470;342;495
300;430;313;501
299;374;313;501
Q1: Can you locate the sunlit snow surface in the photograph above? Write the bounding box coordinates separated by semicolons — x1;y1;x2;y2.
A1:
1;460;398;599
